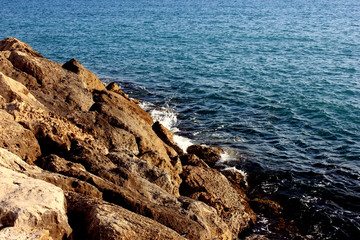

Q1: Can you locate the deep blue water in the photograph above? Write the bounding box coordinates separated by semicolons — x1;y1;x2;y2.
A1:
1;0;359;239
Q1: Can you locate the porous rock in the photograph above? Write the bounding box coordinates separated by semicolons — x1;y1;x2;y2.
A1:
62;58;105;91
66;192;186;240
0;109;41;164
0;152;72;240
181;165;256;237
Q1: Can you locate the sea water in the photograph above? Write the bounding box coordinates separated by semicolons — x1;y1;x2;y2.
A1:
1;0;359;239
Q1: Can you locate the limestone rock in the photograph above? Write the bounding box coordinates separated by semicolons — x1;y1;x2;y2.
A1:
66;192;187;240
0;37;43;58
106;82;132;101
181;165;257;237
0;72;43;109
0;110;41;164
107;151;179;195
0;148;102;199
90;96;182;185
0;227;51;240
0;165;72;239
62;58;105;91
187;144;223;167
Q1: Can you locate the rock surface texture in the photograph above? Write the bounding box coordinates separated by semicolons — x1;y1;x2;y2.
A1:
0;37;268;239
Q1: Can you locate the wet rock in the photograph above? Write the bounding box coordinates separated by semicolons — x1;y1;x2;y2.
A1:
66;192;186;240
250;198;283;217
181;165;256;237
0;163;72;240
0;110;41;164
222;168;248;191
187;144;223;167
62;58;105;91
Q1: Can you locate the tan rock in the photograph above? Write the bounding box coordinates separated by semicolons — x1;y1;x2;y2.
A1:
0;37;43;57
0;72;43;108
90;98;182;186
0;110;41;164
108;151;179;195
249;198;283;217
153;121;184;155
62;58;105;91
106;82;132;101
0;227;51;240
181;166;257;237
0;148;102;199
0;163;72;239
66;192;187;240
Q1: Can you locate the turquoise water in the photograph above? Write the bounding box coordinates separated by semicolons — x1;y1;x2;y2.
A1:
1;0;359;239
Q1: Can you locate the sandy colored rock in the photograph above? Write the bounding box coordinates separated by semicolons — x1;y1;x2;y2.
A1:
181;165;256;237
0;227;51;240
0;72;43;108
0;147;102;199
108;151;179;195
106;82;132;101
90;97;182;185
66;192;187;240
0;163;72;239
0;37;43;58
63;58;105;91
0;109;41;164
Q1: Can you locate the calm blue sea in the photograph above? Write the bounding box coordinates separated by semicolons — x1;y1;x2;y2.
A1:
1;0;359;239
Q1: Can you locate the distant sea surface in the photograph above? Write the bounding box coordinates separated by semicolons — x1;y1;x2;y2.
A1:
1;0;359;239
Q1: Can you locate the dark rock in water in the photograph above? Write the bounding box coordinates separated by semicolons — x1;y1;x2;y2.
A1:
222;168;248;191
180;165;256;237
153;121;184;155
187;144;223;167
244;234;270;240
250;198;283;217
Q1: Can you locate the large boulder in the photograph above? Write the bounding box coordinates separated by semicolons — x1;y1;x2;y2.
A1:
0;151;72;240
66;192;186;240
181;165;256;237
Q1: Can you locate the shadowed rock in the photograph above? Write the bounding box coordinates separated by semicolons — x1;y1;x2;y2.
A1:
181;165;256;237
187;144;224;167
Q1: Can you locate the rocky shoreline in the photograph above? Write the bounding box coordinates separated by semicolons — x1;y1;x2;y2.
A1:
0;38;301;240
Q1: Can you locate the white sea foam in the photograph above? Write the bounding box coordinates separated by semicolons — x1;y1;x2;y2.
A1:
138;100;194;152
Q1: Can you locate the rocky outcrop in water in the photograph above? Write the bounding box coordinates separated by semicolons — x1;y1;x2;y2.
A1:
0;37;266;239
